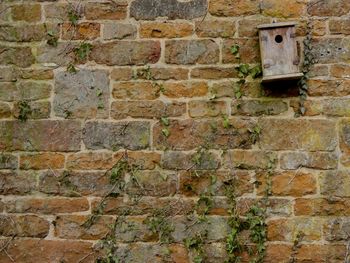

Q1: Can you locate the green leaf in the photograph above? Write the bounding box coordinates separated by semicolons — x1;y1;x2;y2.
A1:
230;44;240;55
160;117;169;126
162;128;170;137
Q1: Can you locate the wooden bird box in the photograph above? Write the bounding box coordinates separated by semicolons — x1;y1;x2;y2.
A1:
257;22;303;83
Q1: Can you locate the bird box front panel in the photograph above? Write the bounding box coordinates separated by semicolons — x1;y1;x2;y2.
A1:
259;26;299;78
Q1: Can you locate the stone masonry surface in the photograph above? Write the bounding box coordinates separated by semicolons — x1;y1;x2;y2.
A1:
0;0;350;262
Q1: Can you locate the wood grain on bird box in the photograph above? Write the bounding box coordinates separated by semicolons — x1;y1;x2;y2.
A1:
258;22;303;83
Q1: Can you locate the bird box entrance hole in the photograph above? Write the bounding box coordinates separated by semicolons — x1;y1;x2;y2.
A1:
257;22;303;83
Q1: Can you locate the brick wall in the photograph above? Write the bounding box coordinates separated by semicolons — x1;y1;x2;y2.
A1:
0;0;350;262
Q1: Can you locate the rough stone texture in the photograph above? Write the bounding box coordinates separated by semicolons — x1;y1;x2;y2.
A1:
209;0;259;17
103;23;137;40
83;121;150;150
259;119;337;151
280;151;338;170
320;171;350;197
85;1;128;20
0;45;34;67
91;41;161;66
1;0;350;261
165;40;219;64
54;70;109;119
6;198;89;214
232;99;288;116
140;22;193;38
0;120;81;152
130;0;208;20
20;153;65;170
340;119;350;167
153;118;255;150
111;101;186;119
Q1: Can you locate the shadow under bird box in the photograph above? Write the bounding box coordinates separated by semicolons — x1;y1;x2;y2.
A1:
258;22;303;83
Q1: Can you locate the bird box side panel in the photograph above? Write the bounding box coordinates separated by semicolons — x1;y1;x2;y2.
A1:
259;26;299;77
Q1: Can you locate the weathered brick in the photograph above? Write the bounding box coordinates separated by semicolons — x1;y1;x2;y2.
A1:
330;64;350;78
85;1;127;20
237;198;293;217
211;80;262;98
257;171;317;197
112;216;157;242
83;121;150;151
295;198;350;216
330;19;350;35
268;217;322;242
11;4;41;22
261;0;306;18
0;67;17;82
189;100;228;118
232;99;288;116
38;170;114;197
324;218;350;241
126;170;177;197
179;170;253;197
44;3;73;21
0;24;58;42
136;67;189;80
111;101;185;119
13;101;51;120
308;0;350;16
153;118;255;150
112;81;160;100
320;171;350;197
163;81;208;98
311;38;350;64
0;171;37;195
111;68;133;81
0;120;81;152
90;41;161;66
209;0;259;17
0;81;52;102
340;119;350;167
165;40;219;64
309;64;329;78
19;67;53;81
54;69;109;119
91;197;194;216
280;151;338;170
196;20;236;38
6;197;89;214
308;79;350;97
130;0;208;20
266;244;345;263
191;66;237;79
0;215;49;238
0;153;17;169
171;216;230;242
162;151;221;170
0;45;34;67
238;17;270;37
259;119;337;151
66;152;113;170
19;152;63;170
113;151;161;170
0;102;11;118
140;22;193;38
96;243;189;262
222;39;260;63
223;150;277;169
36;43;78;66
55;215;114;240
0;239;96;263
61;22;100;40
103;22;137;40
